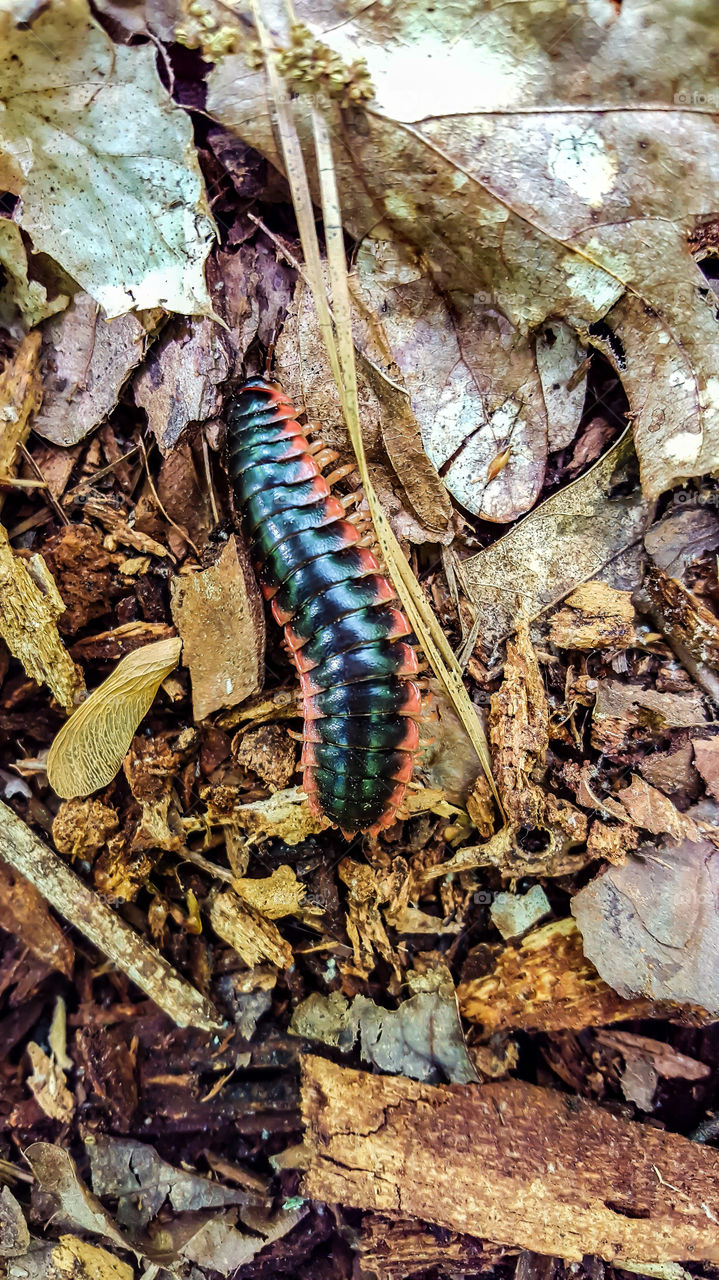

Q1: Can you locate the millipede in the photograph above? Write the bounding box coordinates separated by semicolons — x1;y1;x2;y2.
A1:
225;376;422;836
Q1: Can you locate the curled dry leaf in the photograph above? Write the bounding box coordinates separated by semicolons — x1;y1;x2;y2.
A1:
460;435;650;659
572;838;719;1016
47;636;182;799
211;0;719;500
0;861;74;976
24;1143;129;1250
25;1042;75;1124
0;0;214;317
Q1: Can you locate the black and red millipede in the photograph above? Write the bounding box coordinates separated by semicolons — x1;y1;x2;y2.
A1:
226;376;422;835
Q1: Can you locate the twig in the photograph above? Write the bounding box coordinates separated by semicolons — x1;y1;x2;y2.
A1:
0;800;222;1032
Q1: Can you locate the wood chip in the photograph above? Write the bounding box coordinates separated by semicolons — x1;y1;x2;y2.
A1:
171;535;265;720
0;800;220;1031
300;1054;719;1263
0;523;85;713
209;889;293;969
0;330;43;497
458;917;662;1033
489;619;547;828
548;581;637;650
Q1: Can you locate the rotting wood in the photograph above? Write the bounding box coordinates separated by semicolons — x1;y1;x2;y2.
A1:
459;918;675;1033
300;1054;719;1264
0;800;221;1032
0;523;85;713
0;330;43;500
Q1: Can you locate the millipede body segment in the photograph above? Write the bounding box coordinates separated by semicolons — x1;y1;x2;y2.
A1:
226;377;421;834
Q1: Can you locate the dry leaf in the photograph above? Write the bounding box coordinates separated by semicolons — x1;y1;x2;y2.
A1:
0;525;85;714
24;1144;129;1249
0;220;67;333
460;435;650;659
170;537;265;721
25;1042;74;1123
211;0;719;500
0;1186;30;1258
9;1236;134;1280
47;636;181;798
205;785;329;845
0;861;74;976
490;886;551;942
34;292;162;447
592;680;708;756
0;0;213;316
692;735;719;800
595;1030;710;1112
617;776;700;843
132;314;232;454
291;968;478;1085
87;1134;258;1233
232;865;306;920
572;838;719;1016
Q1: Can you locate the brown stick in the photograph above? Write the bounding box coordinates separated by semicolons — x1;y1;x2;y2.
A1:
300;1055;719;1264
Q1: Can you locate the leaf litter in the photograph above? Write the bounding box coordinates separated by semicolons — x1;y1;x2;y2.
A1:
1;1;719;1276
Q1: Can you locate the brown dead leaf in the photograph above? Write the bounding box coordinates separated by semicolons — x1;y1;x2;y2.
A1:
171;536;264;720
639;741;700;799
549;581;637;651
26;1042;74;1123
617;775;700;843
595;1029;710;1111
460;435;650;659
458;917;664;1035
354;239;544;522
0;861;74;976
692;735;719;800
34;292;162;446
536;320;588;451
209;890;293;969
212;1;719;502
489;619;548;828
232;865;306;919
132;314;232;454
47;636;181;798
24;1144;129;1249
572;837;719;1016
0;525;85;712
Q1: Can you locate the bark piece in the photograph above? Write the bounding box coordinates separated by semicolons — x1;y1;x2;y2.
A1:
34;292;161;446
548;581;637;650
458;917;661;1033
358;1213;509;1280
301;1054;719;1263
171;535;264;720
0;800;220;1031
592;681;707;755
0;330;43;498
489;619;548;828
209;889;293;969
235;722;296;789
0;524;85;712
